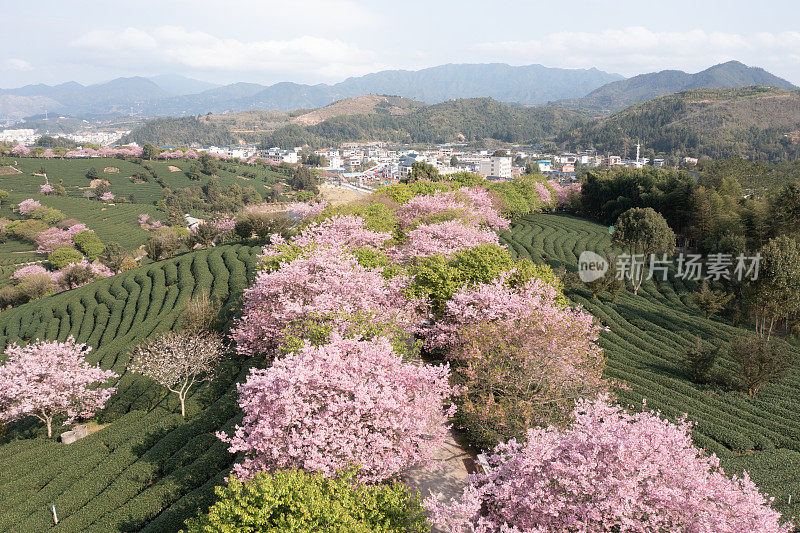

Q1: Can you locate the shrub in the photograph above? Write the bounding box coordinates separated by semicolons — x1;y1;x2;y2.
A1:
729;335;795;397
684;336;719;383
72;230;104;261
180;292;221;333
48;245;84;269
6;219;48;242
0;285;27;308
182;470;429;533
426;396;791;533
219;336;455;483
17;273;55;300
145;228;182;260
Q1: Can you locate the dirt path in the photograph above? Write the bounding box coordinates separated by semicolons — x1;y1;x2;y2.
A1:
403;428;472;527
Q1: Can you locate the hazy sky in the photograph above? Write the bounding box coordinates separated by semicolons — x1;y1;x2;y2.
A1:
3;0;800;87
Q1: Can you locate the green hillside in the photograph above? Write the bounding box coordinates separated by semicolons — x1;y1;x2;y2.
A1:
558;86;800;161
503;213;800;520
0;243;260;531
124;98;586;148
0;157;284;251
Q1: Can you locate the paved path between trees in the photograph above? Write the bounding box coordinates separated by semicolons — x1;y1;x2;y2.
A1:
403;429;473;529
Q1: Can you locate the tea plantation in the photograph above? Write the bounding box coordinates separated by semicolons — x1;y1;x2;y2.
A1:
0;157;285;250
0;243;261;532
503;213;800;520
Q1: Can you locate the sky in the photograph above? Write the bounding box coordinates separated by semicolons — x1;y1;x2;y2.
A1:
3;0;800;88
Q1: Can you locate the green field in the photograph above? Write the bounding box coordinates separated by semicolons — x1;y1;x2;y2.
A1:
0;157;285;252
503;213;800;520
0;243;261;531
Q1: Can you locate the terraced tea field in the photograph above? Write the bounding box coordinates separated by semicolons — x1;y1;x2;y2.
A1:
503;213;800;519
0;243;260;531
0;157;285;250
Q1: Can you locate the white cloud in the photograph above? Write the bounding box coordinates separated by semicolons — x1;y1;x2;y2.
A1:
474;27;800;77
4;58;32;71
71;26;384;81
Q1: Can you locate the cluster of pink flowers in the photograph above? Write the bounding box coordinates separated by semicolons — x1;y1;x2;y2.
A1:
39;184;55;195
534;181;553;204
17;199;42;215
35;224;88;254
548;180;581;207
394;220;500;261
220;335;456;483
213;216;236;237
11;144;31;156
420;275;601;352
287;200;329;221
263;215;391;258
231;246;416;356
159;150;186;159
51;260;113;289
0;337;118;437
426;395;792;533
138;214;165;230
42;148;56;158
63;146;144;158
398;187;509;230
11;264;50;280
138;214;150;225
99;192;115;202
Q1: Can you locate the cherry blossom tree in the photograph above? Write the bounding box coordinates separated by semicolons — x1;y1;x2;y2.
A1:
219;335;456;483
426;396;792;533
99;192;115;202
231;246;417;356
128;331;226;418
17;199;42;216
39;184;54;195
394;220;499;261
398;188;508;230
287;200;329;221
35;224;88;254
419;275;596;352
0;337;118;437
263;214;390;257
11;144;30;156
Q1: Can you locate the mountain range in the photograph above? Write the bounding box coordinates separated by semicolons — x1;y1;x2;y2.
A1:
4;64;623;120
1;61;796;130
557;61;797;113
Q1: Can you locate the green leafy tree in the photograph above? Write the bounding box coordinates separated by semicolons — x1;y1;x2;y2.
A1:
72;230;104;261
611;207;676;295
729;335;794;397
748;235;800;338
85;167;99;180
199;152;218;175
684;336;719;383
409;161;440;182
0;189;9;206
48;245;83;269
101;242;129;272
181;469;429;533
142;143;157;160
450;155;459;167
692;280;733;319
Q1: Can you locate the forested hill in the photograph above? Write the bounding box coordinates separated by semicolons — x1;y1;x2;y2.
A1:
123;97;588;147
557;86;800;162
557;61;798;113
260;98;586;146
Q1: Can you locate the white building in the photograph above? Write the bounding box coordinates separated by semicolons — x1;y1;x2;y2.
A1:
476;156;512;179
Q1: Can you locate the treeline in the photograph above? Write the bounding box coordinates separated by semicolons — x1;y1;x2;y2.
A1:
122;116;235;146
261;98;585;147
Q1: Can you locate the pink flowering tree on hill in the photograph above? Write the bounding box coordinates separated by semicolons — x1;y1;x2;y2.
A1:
231;246;417;356
219;335;456;483
426;396;792;533
0;337;118;437
398;188;508;230
17;198;42;216
11;144;30;156
394;220;500;261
